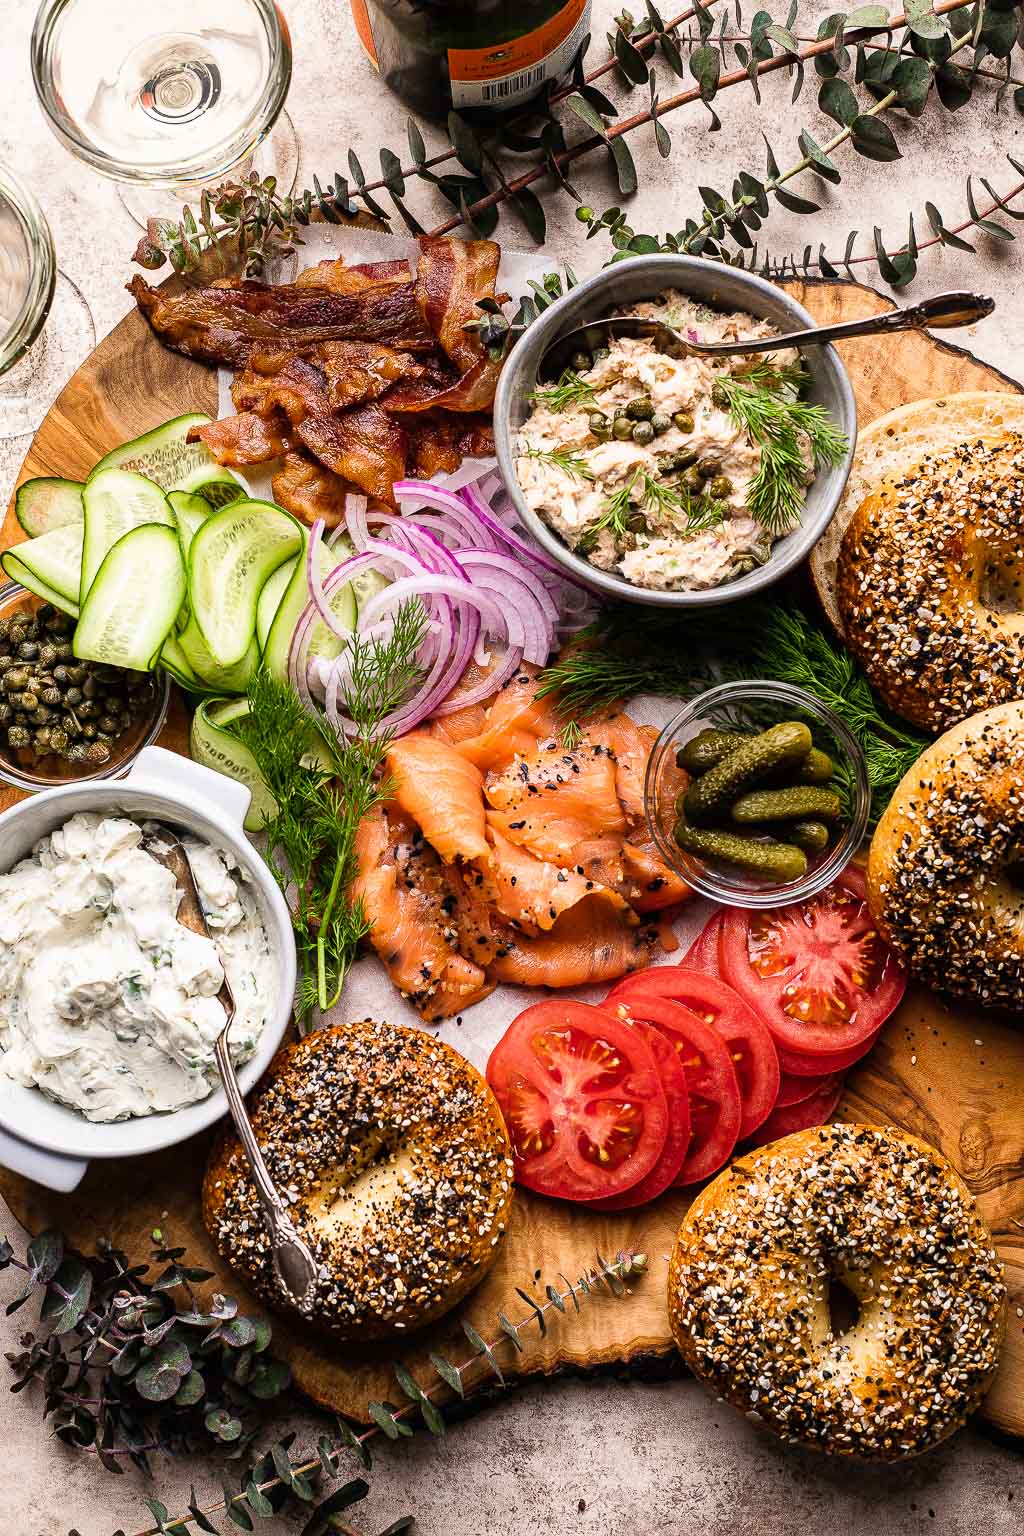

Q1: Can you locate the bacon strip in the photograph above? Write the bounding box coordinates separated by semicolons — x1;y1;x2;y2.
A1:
272;451;351;528
297;402;408;509
188;411;289;467
128;273;434;366
414;235;500;373
294;257;411;294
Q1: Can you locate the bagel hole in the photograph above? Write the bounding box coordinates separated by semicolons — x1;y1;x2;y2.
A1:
979;554;1024;614
827;1277;861;1338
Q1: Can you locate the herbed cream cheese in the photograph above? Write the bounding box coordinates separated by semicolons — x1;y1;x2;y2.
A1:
0;813;275;1123
516;291;804;593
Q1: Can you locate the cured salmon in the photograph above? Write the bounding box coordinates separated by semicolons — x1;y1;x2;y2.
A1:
354;680;692;1023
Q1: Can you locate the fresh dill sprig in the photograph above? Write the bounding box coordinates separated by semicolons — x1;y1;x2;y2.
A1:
528;369;598;413
537;601;928;828
638;472;726;537
519;444;595;481
590;470;640;541
558;718;584;751
711;366;849;537
233;600;427;1025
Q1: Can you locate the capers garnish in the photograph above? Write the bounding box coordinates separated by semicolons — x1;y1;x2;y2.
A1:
99;715;120;735
4;669;28;692
681;466;705;494
17;692;38;713
8;726;30;749
85;742;112;766
49;727;68;753
709;476;733;499
612;416;634;441
632;421;655;446
698;455;722;477
588;411;610;441
625;396;655;421
571;350;592;373
592;346;610;362
17;641;39;661
672;411;694;433
650;413;672;436
65;687;83;707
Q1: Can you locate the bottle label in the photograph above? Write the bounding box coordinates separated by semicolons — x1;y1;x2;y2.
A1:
350;0;380;69
448;0;591;109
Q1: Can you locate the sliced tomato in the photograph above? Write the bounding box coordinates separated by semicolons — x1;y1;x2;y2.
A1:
719;873;906;1057
587;1023;690;1210
606;968;779;1140
774;1069;844;1108
683;910;725;974
776;1028;882;1076
486;1000;669;1202
605;993;741;1184
747;1080;844;1147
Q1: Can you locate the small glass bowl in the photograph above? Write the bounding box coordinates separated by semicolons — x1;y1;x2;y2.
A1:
644;680;869;908
0;583;170;794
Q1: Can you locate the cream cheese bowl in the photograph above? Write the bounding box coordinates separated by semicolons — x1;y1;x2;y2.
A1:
0;746;295;1192
494;254;857;607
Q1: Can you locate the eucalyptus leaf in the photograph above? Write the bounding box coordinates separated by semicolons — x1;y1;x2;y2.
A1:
564;92;608;136
690;43;721;100
798;129;841;184
614;25;650;83
447;111;484;173
608;136;639;194
935;62;972;111
851;114;902;160
512;187;547;243
299;1479;370;1536
379;147;405;197
406;119;426;167
818;76;860;125
774;187;821;213
892;56;933;115
845;4;889;25
906;0;949;41
766;22;798;52
41;1259;92;1333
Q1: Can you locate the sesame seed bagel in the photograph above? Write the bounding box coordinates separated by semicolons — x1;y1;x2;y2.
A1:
867;701;1024;1009
202;1018;514;1340
836;432;1024;731
668;1123;1005;1462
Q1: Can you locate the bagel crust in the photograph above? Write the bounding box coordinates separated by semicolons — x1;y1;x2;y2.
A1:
867;701;1024;1009
836;433;1024;730
668;1123;1005;1462
203;1018;514;1339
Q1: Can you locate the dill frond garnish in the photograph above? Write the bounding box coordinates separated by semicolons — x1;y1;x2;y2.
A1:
232;599;428;1025
528;369;598;412
519;444;596;481
585;469;726;547
711;365;849;536
558;718;584;751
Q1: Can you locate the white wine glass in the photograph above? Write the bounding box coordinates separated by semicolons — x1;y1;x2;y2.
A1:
0;164;95;441
31;0;298;230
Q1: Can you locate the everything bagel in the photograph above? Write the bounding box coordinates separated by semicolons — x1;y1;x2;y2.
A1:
668;1123;1005;1461
836;432;1024;731
203;1018;514;1339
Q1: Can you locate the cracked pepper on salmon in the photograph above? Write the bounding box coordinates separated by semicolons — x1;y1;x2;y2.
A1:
352;669;691;1022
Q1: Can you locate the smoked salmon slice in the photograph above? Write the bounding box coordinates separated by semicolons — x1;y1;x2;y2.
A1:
448;669;562;772
484;741;627;863
488;898;656;989
352;804;493;1021
385;732;489;864
477;822;631;933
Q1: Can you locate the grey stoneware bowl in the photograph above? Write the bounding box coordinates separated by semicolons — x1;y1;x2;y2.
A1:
494;254;857;608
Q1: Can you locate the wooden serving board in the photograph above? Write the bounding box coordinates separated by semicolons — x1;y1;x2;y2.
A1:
3;277;1024;1441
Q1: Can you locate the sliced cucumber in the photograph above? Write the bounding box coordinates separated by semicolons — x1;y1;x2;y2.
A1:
191;698;277;833
160;633;205;691
189;499;302;668
91;413;225;493
168;489;212;557
178;617;260;692
74;525;186;671
256;557;296;651
1;523;84;616
177;467;247;508
15;477;84;537
261;533;357;683
80;468;174;605
332;532;389;613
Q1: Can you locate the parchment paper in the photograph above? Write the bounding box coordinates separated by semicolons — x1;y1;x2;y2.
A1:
215;227;710;1072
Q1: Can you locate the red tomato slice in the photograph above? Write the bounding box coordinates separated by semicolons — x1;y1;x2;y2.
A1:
682;910;725;974
486;1000;669;1202
605;993;741;1184
606;968;779;1140
719;873;906;1056
775;1028;882;1076
775;1069;844;1108
587;1023;690;1210
747;1080;844;1147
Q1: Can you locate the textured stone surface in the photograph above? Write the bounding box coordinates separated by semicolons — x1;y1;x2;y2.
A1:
2;0;1024;1531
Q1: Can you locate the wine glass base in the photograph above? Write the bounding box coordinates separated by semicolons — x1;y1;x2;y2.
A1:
117;109;300;230
0;270;96;442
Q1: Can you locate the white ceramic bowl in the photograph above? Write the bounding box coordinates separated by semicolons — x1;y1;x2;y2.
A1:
0;746;296;1192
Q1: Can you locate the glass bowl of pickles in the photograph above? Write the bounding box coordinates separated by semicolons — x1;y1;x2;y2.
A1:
644;680;869;907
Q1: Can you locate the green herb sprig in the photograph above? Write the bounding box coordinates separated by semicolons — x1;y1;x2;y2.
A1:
527;370;599;413
519;444;596;481
538;601;929;827
233;600;427;1023
710;366;849;535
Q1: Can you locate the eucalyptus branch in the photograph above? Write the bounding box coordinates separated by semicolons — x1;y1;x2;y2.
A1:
128;1251;648;1536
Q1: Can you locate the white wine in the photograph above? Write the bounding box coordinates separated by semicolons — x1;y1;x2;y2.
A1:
32;0;292;186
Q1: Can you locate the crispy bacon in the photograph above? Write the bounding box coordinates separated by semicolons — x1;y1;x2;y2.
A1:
297;402;408;509
293;256;412;294
232;355;332;426
414;235;500;373
381;353;501;414
188;411;289;466
271;451;350;528
128;273;434;366
409;414;496;477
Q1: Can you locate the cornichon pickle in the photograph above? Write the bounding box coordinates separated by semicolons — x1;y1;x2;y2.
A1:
677;728;749;775
683;720;813;825
730;785;844;824
674;816;808;881
788;819;831;852
795;747;834;784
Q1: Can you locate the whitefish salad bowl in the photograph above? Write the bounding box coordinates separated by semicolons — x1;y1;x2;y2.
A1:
0;747;296;1192
494;254;858;608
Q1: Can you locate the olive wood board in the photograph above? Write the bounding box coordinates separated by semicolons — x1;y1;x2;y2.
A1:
2;276;1023;1442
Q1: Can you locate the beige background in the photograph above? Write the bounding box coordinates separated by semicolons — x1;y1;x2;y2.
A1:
2;1;1024;1532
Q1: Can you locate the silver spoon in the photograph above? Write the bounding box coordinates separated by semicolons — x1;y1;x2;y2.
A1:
538;290;995;381
143;828;319;1316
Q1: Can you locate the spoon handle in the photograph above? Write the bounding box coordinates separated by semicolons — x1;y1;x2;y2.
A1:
702;290;995;355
